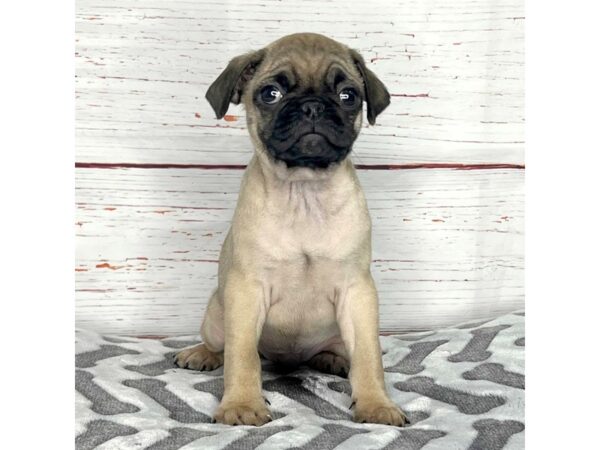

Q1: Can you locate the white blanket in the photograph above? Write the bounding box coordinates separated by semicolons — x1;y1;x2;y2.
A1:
75;311;524;449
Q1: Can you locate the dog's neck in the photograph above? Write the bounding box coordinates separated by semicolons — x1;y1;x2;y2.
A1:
244;152;364;219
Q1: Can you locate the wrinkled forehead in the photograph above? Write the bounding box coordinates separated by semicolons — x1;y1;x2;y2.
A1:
253;44;362;92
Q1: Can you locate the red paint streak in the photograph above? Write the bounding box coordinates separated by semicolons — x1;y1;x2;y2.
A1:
223;115;238;122
390;93;430;98
104;207;116;211
370;57;390;63
95;262;122;270
75;268;88;272
194;113;201;118
76;162;247;170
358;163;525;170
75;162;525;170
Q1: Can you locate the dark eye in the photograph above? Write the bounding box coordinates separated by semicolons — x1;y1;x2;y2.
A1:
260;85;283;105
339;88;358;107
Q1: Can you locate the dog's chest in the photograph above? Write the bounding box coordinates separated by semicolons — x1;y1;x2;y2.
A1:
256;208;355;303
252;185;367;352
256;183;367;261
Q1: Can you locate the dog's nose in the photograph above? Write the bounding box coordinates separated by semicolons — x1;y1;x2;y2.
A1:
301;101;325;121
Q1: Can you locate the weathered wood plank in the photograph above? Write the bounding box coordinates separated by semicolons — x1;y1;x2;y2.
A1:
75;167;524;335
75;0;524;165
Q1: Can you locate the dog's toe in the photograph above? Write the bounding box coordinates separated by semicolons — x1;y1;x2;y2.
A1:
214;398;272;426
307;351;349;377
353;400;408;427
174;344;223;371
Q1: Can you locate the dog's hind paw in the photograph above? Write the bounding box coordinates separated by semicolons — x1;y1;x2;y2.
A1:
174;343;223;371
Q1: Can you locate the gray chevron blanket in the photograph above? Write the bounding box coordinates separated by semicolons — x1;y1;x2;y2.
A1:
75;311;524;449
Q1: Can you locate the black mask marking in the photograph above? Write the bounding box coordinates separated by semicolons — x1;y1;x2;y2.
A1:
257;87;361;169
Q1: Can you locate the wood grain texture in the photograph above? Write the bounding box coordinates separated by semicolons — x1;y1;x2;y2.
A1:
75;167;523;336
75;0;524;165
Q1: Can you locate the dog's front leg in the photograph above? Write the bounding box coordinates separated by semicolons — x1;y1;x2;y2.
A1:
336;274;408;426
213;271;271;426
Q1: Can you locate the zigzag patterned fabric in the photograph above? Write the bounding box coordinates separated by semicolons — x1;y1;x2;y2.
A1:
75;311;525;449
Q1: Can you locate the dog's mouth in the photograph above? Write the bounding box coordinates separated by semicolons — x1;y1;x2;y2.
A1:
296;132;329;148
273;130;338;150
265;131;351;170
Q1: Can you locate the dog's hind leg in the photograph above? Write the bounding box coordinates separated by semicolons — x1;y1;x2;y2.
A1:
175;290;225;371
175;343;223;371
307;351;350;377
307;340;350;377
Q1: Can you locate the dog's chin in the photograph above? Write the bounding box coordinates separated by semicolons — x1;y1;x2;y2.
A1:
267;133;350;171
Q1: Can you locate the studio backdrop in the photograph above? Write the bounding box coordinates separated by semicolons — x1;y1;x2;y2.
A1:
75;0;524;336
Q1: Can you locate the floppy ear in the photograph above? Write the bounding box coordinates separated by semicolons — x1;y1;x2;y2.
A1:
350;49;391;125
205;49;266;119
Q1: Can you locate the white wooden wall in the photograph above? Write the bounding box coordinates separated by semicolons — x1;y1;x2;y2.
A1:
75;0;524;336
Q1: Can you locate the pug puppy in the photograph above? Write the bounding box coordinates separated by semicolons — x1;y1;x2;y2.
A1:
175;33;407;427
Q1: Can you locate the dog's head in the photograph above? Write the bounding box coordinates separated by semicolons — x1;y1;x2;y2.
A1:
205;33;390;173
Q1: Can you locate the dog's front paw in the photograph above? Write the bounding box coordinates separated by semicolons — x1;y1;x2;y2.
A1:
214;398;272;426
353;399;408;427
174;344;223;371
